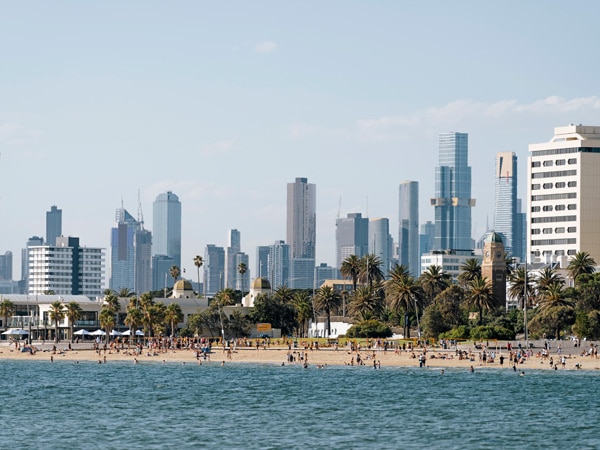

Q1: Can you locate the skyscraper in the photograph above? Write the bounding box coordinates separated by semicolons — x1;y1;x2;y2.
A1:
431;132;475;251
225;229;241;289
528;125;600;264
336;213;369;269
398;181;419;277
46;205;62;246
204;244;225;296
152;191;181;268
0;251;12;281
369;218;393;275
286;177;316;289
110;207;152;294
256;246;270;279
21;236;44;293
494;152;523;261
268;240;290;289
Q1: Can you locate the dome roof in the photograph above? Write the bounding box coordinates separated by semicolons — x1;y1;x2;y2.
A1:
485;232;504;244
174;279;193;291
252;277;271;290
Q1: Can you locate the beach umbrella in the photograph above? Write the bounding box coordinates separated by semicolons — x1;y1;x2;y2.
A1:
73;329;90;336
2;329;29;335
122;329;144;336
110;330;122;336
91;329;106;336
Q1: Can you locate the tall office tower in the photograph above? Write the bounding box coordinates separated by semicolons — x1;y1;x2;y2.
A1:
46;205;62;246
152;191;181;268
528;125;600;265
336;213;369;268
204;244;225;296
256;246;270;279
234;252;250;293
369;218;393;276
21;236;44;293
314;263;339;288
419;221;435;256
268;240;290;289
398;181;419;277
287;177;316;289
28;237;104;296
515;200;526;263
431;132;475;251
494;152;523;260
152;254;174;292
0;251;12;281
225;229;241;289
110;208;152;294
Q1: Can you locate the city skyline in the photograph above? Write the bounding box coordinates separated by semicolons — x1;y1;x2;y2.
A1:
2;3;600;281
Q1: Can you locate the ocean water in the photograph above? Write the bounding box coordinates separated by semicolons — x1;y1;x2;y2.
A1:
1;359;599;449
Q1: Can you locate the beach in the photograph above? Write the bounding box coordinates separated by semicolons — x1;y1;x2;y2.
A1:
2;339;598;371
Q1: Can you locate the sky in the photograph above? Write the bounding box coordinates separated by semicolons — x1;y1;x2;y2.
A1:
2;1;600;284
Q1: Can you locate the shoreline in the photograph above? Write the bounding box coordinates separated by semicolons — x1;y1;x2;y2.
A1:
2;341;599;371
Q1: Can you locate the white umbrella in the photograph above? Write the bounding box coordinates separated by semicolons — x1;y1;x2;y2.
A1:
91;329;106;336
110;330;122;336
122;329;144;336
73;329;90;335
2;329;29;335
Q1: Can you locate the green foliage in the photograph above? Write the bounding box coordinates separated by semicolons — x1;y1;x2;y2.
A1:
345;319;392;338
439;325;470;340
469;324;515;340
421;303;451;338
250;293;297;336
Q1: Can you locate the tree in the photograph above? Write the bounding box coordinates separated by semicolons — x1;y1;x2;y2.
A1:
124;302;144;349
359;254;384;289
313;285;342;337
228;310;250;338
534;267;564;304
435;285;467;327
65;301;83;343
537;282;575;339
465;276;495;326
250;293;296;336
99;307;116;343
508;266;533;309
348;285;383;321
385;265;422;320
340;255;362;292
567;251;596;287
170;265;181;288
458;258;481;288
138;293;155;339
419;265;451;306
292;291;313;337
118;287;135;298
164;303;184;337
0;299;15;330
238;262;247;296
49;300;65;343
193;255;204;298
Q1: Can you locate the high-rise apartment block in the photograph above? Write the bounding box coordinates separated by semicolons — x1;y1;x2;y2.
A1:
152;191;181;268
494;152;524;262
110;208;152;294
225;229;241;289
46;205;62;246
0;251;12;281
336;213;369;268
369;218;393;276
287;177;316;289
528;125;600;264
28;237;104;296
431;132;475;251
398;181;419;277
268;240;290;289
204;244;225;296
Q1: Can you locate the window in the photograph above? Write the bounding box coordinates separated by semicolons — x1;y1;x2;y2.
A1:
555;159;566;166
555;204;565;211
543;205;553;212
567;227;577;233
567;204;577;210
555;182;566;188
554;227;565;233
531;206;540;212
532;184;540;190
531;229;540;235
543;160;554;167
568;158;577;164
532;161;541;167
542;228;552;234
543;183;553;189
568;181;577;187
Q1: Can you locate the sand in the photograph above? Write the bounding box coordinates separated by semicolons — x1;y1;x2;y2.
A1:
1;340;598;370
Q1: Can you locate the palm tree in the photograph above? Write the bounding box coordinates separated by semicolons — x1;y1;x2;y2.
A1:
292;291;313;337
169;265;181;289
508;266;533;309
458;258;481;288
314;285;342;337
193;255;204;298
419;265;451;305
124;302;143;350
385;266;422;321
164;303;184;337
465;276;495;326
534;267;564;304
48;300;65;343
340;255;362;291
99;307;116;342
567;251;596;287
359;254;384;289
0;299;15;330
118;287;135;298
138;293;155;339
65;301;83;343
348;285;383;320
238;262;248;296
537;282;575;339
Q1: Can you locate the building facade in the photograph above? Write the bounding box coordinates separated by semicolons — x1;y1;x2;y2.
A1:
528;125;600;265
225;229;241;289
46;205;62;246
286;177;316;289
336;213;369;269
268;240;290;289
369;218;393;276
431;132;475;251
152;191;181;268
204;244;225;296
398;180;419;277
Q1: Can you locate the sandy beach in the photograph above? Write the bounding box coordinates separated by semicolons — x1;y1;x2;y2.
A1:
2;339;598;371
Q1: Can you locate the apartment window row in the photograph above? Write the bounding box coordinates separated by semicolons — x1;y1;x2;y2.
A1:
531;227;576;235
532;158;578;168
531;192;577;201
531;238;577;246
531;204;577;212
531;215;576;224
531;148;579;157
531;170;577;179
531;181;577;190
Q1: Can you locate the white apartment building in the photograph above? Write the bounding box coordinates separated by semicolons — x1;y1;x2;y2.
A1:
528;125;600;265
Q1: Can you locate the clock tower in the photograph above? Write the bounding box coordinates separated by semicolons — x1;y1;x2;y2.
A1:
481;232;507;309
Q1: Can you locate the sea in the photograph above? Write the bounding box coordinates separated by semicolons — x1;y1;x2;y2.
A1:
1;359;598;450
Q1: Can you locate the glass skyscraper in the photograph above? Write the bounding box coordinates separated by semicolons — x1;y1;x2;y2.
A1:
369;218;393;276
336;212;369;269
398;181;419;277
46;205;62;246
152;191;181;268
494;152;523;261
431;132;475;251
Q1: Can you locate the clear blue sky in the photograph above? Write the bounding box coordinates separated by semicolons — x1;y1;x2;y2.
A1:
1;1;599;282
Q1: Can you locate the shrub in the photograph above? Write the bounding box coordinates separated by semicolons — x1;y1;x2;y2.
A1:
346;320;392;338
440;325;470;340
470;325;515;340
